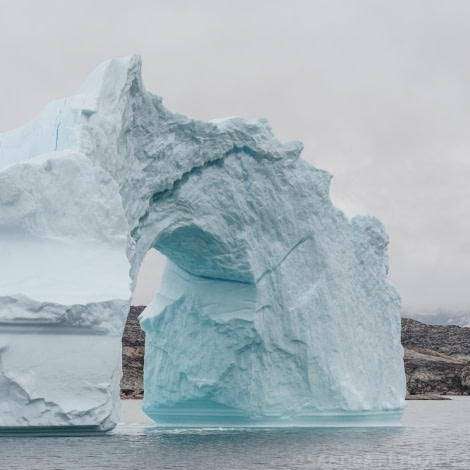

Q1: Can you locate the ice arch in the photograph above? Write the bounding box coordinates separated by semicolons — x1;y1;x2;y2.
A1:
0;56;406;431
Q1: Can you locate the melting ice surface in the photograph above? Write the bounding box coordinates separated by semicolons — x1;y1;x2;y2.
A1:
0;55;405;431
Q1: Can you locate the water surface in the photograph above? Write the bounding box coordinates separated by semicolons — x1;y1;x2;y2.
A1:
0;398;469;469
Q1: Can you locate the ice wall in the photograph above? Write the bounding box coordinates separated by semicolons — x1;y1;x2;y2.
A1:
0;55;406;431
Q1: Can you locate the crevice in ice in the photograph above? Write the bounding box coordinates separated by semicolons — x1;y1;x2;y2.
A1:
150;145;262;205
256;236;312;283
169;262;255;286
150;155;226;203
54;121;61;151
53;100;66;151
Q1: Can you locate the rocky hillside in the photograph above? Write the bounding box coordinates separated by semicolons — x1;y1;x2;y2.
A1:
402;318;470;398
120;306;146;398
120;309;470;399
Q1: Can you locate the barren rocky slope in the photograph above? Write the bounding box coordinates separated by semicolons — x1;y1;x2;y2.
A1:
402;318;470;398
120;309;470;399
120;306;146;398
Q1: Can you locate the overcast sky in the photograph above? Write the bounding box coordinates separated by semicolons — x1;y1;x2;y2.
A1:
1;1;469;317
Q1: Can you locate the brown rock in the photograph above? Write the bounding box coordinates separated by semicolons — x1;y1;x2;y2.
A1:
461;366;470;389
402;318;470;398
120;306;146;399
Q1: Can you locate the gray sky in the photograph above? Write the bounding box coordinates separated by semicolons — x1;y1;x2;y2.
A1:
1;0;469;317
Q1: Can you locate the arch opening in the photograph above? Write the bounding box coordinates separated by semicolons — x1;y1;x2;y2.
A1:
131;249;167;307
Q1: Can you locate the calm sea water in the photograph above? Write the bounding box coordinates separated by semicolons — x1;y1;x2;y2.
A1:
0;398;469;469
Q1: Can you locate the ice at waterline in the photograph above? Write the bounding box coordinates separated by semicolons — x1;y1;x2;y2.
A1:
0;55;406;431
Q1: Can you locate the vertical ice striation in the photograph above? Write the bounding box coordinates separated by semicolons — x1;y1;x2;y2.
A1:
0;55;406;431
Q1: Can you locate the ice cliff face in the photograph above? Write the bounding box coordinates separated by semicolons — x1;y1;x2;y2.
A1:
0;55;406;430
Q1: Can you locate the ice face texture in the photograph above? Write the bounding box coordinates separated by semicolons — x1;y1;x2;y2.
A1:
0;55;406;430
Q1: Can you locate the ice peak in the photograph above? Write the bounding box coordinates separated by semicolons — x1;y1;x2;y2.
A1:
70;54;143;113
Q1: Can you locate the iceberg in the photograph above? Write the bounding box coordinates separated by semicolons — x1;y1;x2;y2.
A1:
0;55;406;431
